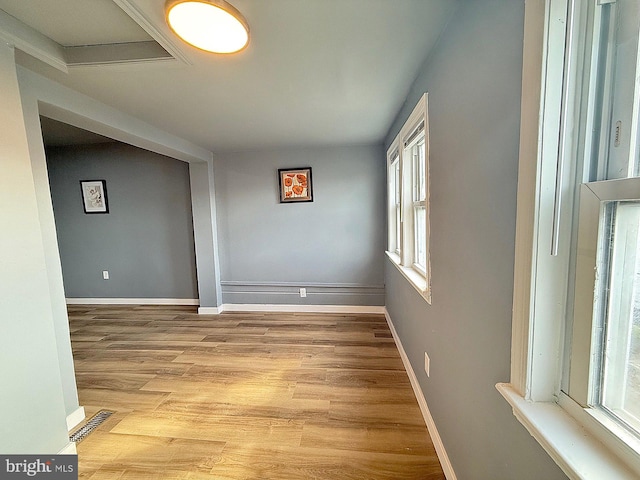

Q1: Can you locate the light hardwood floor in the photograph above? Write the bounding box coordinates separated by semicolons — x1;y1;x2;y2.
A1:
68;305;445;480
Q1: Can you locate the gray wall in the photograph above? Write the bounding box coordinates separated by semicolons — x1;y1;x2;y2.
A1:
46;142;198;299
385;1;567;479
214;144;385;305
189;161;223;308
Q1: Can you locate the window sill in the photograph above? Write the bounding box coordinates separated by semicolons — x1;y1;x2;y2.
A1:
496;383;637;480
385;251;431;304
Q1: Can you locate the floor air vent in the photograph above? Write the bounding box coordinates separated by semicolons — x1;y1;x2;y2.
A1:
69;410;113;443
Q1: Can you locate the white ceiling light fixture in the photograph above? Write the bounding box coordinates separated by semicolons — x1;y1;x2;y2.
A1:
165;0;249;54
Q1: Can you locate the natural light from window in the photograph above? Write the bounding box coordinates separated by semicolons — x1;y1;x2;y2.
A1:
598;201;640;433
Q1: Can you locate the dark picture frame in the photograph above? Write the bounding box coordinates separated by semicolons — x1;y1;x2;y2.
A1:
278;167;313;203
80;180;109;214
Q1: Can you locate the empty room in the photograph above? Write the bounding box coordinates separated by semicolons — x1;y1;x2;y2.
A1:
2;0;639;479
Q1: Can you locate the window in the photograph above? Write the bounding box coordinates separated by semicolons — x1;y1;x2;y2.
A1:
595;199;640;431
386;94;430;302
566;0;640;448
499;0;640;477
412;137;427;273
388;149;401;256
571;179;640;446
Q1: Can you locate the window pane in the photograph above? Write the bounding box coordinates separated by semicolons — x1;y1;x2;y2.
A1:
590;0;640;181
394;159;400;203
396;207;401;253
599;201;640;431
388;156;401;254
413;140;426;201
414;206;426;269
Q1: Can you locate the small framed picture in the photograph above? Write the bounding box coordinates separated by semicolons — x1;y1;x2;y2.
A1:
278;167;313;203
80;180;109;214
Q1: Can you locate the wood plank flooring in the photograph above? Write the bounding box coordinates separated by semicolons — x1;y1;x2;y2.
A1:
68;305;445;480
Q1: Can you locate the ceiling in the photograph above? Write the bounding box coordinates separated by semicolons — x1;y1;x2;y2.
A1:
1;0;457;152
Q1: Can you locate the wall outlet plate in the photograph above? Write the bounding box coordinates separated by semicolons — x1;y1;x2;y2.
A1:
300;288;307;297
102;270;109;280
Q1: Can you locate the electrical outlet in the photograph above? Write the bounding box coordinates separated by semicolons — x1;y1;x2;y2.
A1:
299;288;307;298
424;352;430;377
102;270;109;280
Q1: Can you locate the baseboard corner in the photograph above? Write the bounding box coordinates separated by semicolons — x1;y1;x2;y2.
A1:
58;442;77;455
66;406;85;432
198;306;222;315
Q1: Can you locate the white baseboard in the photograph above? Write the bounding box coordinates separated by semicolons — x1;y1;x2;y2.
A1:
66;298;199;306
198;306;222;314
66;300;383;315
66;406;85;432
211;303;385;314
58;442;77;455
384;308;457;480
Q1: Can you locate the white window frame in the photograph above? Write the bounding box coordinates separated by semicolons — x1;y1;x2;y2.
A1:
411;136;427;275
497;0;640;478
569;178;640;457
386;93;431;303
387;146;401;257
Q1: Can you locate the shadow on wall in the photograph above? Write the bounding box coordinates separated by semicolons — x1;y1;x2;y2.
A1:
46;141;198;300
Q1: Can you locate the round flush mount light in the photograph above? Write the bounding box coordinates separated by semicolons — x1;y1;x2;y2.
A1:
165;0;249;54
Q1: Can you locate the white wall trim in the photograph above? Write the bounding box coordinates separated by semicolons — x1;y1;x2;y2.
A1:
205;304;385;315
220;282;385;306
0;10;68;72
385;253;431;304
497;383;638;479
112;0;192;65
198;306;222;315
66;406;85;432
220;280;384;289
57;442;77;455
66;301;384;314
507;0;547;396
384;308;457;480
66;298;199;306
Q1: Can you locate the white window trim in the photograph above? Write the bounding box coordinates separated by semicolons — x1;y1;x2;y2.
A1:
387;142;401;257
569;179;640;409
498;0;640;478
386;250;428;298
386;94;431;304
411;136;427;274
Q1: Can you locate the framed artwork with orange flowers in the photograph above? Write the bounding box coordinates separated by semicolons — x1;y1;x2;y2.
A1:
278;167;313;203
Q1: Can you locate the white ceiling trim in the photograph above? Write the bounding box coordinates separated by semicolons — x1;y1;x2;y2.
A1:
65;41;172;67
112;0;192;65
0;0;188;70
0;9;67;72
